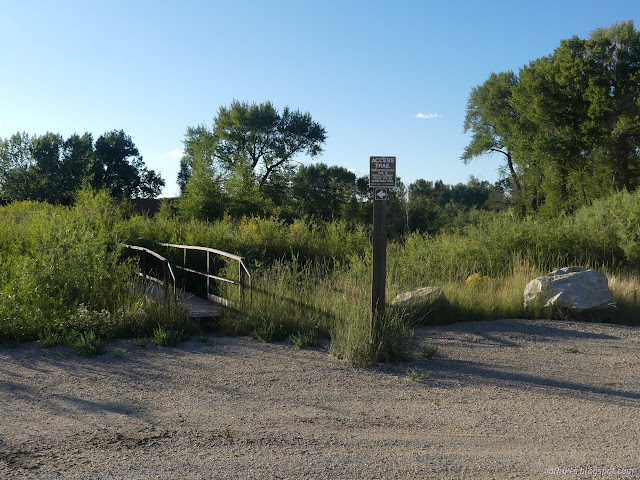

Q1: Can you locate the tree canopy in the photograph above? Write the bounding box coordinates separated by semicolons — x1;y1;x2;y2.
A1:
462;20;640;215
179;101;327;193
177;100;327;219
0;130;164;204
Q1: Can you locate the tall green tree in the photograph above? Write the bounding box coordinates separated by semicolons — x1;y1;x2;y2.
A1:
177;157;225;220
462;20;640;215
0;132;36;203
213;101;327;186
179;101;327;218
91;130;164;198
0;130;164;203
462;71;522;201
290;163;357;220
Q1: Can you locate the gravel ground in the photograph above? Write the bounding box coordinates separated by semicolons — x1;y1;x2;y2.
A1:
1;318;639;479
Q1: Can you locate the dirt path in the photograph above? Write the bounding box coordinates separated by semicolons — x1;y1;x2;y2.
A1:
1;319;639;479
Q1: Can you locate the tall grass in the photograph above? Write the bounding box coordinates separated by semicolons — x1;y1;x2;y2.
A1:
218;256;409;365
1;187;639;362
0;190;195;348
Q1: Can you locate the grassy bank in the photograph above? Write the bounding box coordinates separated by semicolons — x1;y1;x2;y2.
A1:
1;187;639;363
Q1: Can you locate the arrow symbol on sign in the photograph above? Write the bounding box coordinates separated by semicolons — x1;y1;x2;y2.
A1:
375;188;387;200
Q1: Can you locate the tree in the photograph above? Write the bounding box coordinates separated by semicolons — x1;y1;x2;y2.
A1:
462;71;521;199
290;163;356;220
60;134;94;204
0;132;36;203
178;124;217;194
214;101;327;186
178;101;327;219
177;157;225;220
0;130;164;204
463;21;640;215
181;101;327;189
92;130;164;198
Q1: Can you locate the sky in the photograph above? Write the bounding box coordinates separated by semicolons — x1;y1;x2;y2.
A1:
1;0;638;197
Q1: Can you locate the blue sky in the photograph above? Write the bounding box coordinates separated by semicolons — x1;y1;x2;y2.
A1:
1;0;638;197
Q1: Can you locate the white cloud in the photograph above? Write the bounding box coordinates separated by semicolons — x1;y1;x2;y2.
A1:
415;113;442;119
167;148;184;158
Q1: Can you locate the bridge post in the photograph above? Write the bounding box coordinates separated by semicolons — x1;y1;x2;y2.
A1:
206;251;210;297
239;259;245;305
162;259;170;297
183;247;187;290
140;251;147;281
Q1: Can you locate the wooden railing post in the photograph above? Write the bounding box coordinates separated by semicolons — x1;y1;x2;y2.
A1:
163;259;170;297
206;251;210;297
239;258;245;305
140;251;147;281
183;247;187;291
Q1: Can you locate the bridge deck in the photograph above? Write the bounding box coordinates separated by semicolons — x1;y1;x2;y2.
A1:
142;281;223;318
181;293;223;317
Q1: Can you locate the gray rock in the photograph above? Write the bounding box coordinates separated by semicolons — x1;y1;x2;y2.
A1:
391;286;445;309
523;266;615;311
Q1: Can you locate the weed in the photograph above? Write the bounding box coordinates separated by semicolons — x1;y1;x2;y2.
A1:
111;346;127;358
563;346;579;353
134;337;151;348
68;330;104;357
251;320;287;343
38;329;66;348
404;369;429;382
153;326;188;347
420;343;438;359
290;329;319;349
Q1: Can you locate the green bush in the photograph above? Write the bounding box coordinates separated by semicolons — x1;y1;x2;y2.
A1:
153;326;189;347
68;330;104;357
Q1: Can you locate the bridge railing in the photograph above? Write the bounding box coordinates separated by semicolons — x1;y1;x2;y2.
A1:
121;244;177;298
121;241;251;307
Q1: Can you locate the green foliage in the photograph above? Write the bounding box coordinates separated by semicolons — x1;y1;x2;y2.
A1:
179;100;327;220
212;100;327;186
290;163;357;220
420;343;438;360
404;369;429;382
38;328;66;348
67;330;104;357
463;20;640;214
153;326;189;347
92;130;164;198
0;130;163;204
177;158;226;220
134;337;152;348
290;328;319;349
2;185;639;364
0;189;191;347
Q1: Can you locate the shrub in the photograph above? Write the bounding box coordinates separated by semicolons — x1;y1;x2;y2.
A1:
153;326;189;347
68;330;104;357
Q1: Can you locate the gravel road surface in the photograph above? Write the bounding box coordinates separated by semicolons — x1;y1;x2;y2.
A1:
1;319;639;479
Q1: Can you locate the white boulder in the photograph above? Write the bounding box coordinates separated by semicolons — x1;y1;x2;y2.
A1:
391;286;445;309
523;266;615;311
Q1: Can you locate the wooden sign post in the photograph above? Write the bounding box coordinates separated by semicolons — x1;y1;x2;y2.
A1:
369;156;396;345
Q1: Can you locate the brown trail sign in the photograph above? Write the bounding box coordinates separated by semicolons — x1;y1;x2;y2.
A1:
369;156;396;346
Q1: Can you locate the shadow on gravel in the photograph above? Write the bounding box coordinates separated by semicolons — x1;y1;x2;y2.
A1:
423;359;640;404
426;319;624;341
0;377;148;421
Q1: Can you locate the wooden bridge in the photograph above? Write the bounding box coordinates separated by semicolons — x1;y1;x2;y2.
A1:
121;241;251;318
